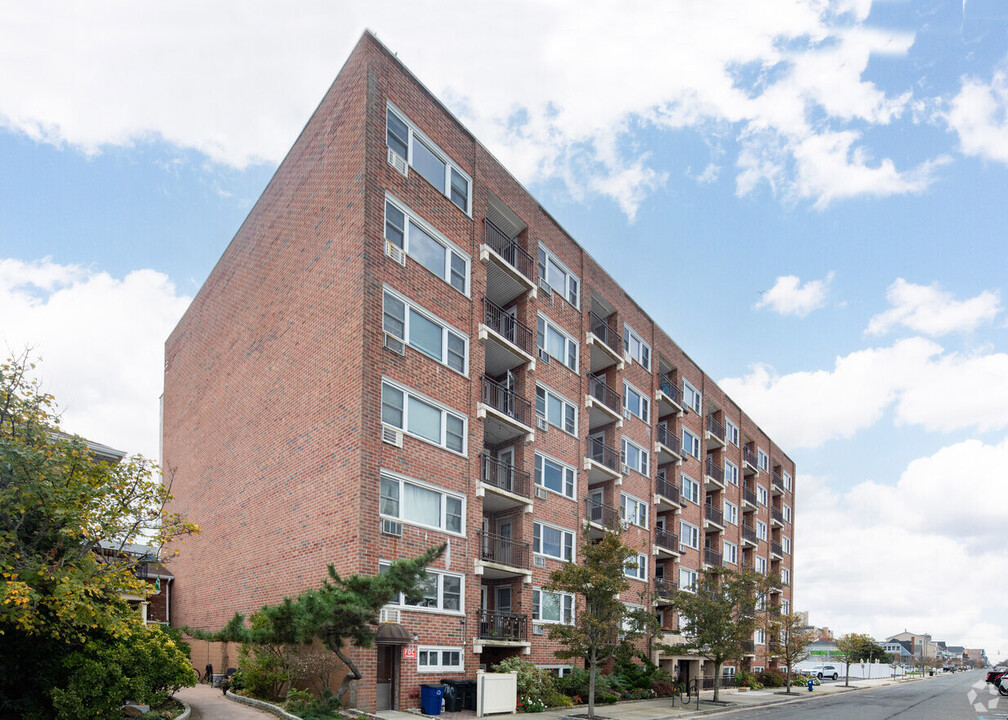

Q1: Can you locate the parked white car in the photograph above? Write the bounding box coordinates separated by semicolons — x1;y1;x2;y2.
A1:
810;664;840;680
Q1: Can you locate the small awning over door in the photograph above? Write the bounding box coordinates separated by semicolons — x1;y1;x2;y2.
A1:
375;622;411;645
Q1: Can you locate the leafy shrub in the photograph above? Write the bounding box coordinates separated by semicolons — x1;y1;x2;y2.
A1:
546;691;574;708
556;667;618;703
237;643;289;701
285;688;316;716
601;690;619;704
734;670;763;689
652;680;675;697
494;656;557;711
756;669;787;687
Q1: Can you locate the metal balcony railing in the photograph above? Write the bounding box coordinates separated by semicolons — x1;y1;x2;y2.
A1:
654;578;678;599
741;641;755;653
742;485;757;506
706;414;725;442
655;527;678;551
771;507;784;525
588;311;622;355
656;423;676;449
476;608;528;641
744;447;759;468
586;498;619;527
587;373;621;413
655;476;679;503
705;457;725;484
482;298;533;355
656;372;680;404
479;452;531;499
772;471;786;492
704;548;723;567
481;375;532;427
477;530;530;570
586;435;620;472
741;524;758;544
704;503;724;526
771;540;784;557
483;218;534;280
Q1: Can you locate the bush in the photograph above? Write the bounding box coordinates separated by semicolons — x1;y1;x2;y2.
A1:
556;667;618;703
652;680;675;697
546;691;574;708
285;688;316;716
237;643;289;701
493;656;556;712
734;670;763;690
756;669;787;688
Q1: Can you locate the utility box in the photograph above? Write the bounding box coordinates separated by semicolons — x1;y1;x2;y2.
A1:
476;671;517;717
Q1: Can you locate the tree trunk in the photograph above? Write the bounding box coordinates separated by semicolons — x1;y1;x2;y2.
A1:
785;666;791;694
845;661;850;687
325;636;361;704
588;650;597;719
713;660;721;702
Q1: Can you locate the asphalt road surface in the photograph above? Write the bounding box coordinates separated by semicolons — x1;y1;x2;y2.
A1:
714;671;1003;720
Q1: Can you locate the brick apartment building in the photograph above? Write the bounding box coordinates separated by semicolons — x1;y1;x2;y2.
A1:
162;31;796;711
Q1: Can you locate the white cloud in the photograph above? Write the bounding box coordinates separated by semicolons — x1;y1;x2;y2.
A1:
945;69;1008;164
0;0;939;217
721;337;1008;448
796;438;1008;652
754;271;834;317
0;257;191;460
867;278;1002;337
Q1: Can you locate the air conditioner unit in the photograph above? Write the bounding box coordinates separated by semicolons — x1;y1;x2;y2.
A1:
381;426;403;447
380;518;402;537
383;332;405;356
622;463;631;475
533;624;545;635
387;147;409;177
385;240;406;266
623;408;632;420
535;487;547;500
624;350;633;364
538;278;552;295
379;606;401;624
536;347;550;363
533;556;545;568
536;416;548;431
619;520;630;531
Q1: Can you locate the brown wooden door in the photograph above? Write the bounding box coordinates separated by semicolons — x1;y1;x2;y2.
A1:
376;646;396;710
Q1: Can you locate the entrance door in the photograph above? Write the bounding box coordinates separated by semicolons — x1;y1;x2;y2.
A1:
376;646;399;711
496;586;512;614
588;489;604;522
496;519;513;566
496;447;514;492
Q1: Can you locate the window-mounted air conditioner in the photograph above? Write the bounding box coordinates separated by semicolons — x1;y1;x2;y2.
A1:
383;332;405;356
387;147;409;177
381;426;403;447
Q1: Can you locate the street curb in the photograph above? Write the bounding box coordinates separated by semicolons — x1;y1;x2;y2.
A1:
224;690;301;719
172;697;191;720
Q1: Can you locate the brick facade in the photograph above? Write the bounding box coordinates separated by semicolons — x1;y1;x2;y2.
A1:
164;31;796;711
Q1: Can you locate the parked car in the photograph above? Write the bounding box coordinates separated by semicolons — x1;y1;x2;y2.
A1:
997;673;1008;697
986;666;1007;685
810;664;840;680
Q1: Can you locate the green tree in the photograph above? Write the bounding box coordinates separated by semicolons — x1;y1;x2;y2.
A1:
766;611;817;693
193;544;445;707
670;567;774;702
544;529;639;719
0;355;198;718
834;632;874;686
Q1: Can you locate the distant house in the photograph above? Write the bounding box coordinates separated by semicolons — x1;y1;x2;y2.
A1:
880;640;913;663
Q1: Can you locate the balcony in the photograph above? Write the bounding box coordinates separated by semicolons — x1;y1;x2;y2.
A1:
772;470;786;496
475;531;531;581
656;372;684;417
654;579;678;605
741;640;755;656
477;375;534;444
741;523;758;548
703;548;723;568
654;423;682;465
585;498;620;539
703;502;724;532
586;374;622;430
770;540;784;560
584;435;621;485
586;311;624;373
479;298;536;375
654;476;681;512
474;609;530;650
771;507;785;528
704;456;726;490
654;527;680;558
478;452;532;513
742;485;758;511
480;218;536;307
705;415;726;450
743;447;759;475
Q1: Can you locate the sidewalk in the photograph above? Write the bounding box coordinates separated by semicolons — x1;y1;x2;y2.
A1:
175;682;276;720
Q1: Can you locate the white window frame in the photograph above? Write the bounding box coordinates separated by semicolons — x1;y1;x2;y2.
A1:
533;521;575;562
757;448;769;472
417;646;464;673
379;471;465;536
756;520;768;541
535;453;576;499
783;536;792;554
783;504;792;523
782;568;791;585
625;553;648;581
681;473;700;505
682;428;701;459
382;562;464;615
679;567;698;593
623;325;651;370
724;460;739;486
783;471;793;491
536;313;579;371
533;588;575;624
755;556;767;574
723;500;739;526
381;378;467;455
386;103;472;215
620;492;648;528
621;437;650;476
537;244;579;308
623;381;650;423
680;520;700;551
536;384;578;436
725;419;739;446
757;485;769;506
755;628;766;645
682;380;702;414
383;286;468;375
723;541;738;565
384;194;470;294
782;599;791;615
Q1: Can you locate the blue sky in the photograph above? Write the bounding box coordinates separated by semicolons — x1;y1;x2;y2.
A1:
3;1;1008;658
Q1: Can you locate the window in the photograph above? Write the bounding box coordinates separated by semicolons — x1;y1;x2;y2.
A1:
621;493;648;528
782;599;790;615
755;556;767;574
722;666;736;679
381;380;466;454
679;567;698;593
783;536;791;554
723;500;739;525
680;521;700;551
783;504;792;523
382;563;463;613
418;646;463;673
533;522;575;562
681;474;700;504
621;438;649;475
386;105;471;214
782;568;791;585
682;380;702;414
536;385;577;435
757;448;769;472
624;325;651;370
623;382;650;423
380;472;464;534
533;588;574;624
682;429;701;459
755;628;766;645
725;419;739;446
723;541;738;565
625;553;647;581
537;245;579;307
535;453;576;499
384;196;469;293
757;485;769;506
383;289;467;373
724;460;739;486
537;314;578;370
783;471;792;491
756;520;768;541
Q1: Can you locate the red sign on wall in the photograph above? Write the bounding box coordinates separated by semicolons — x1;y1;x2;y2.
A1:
402;646;417;660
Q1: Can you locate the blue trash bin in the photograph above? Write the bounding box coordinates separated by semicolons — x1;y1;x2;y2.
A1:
420;684;443;715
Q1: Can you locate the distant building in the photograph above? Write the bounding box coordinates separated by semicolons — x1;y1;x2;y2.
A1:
964;648;988;666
